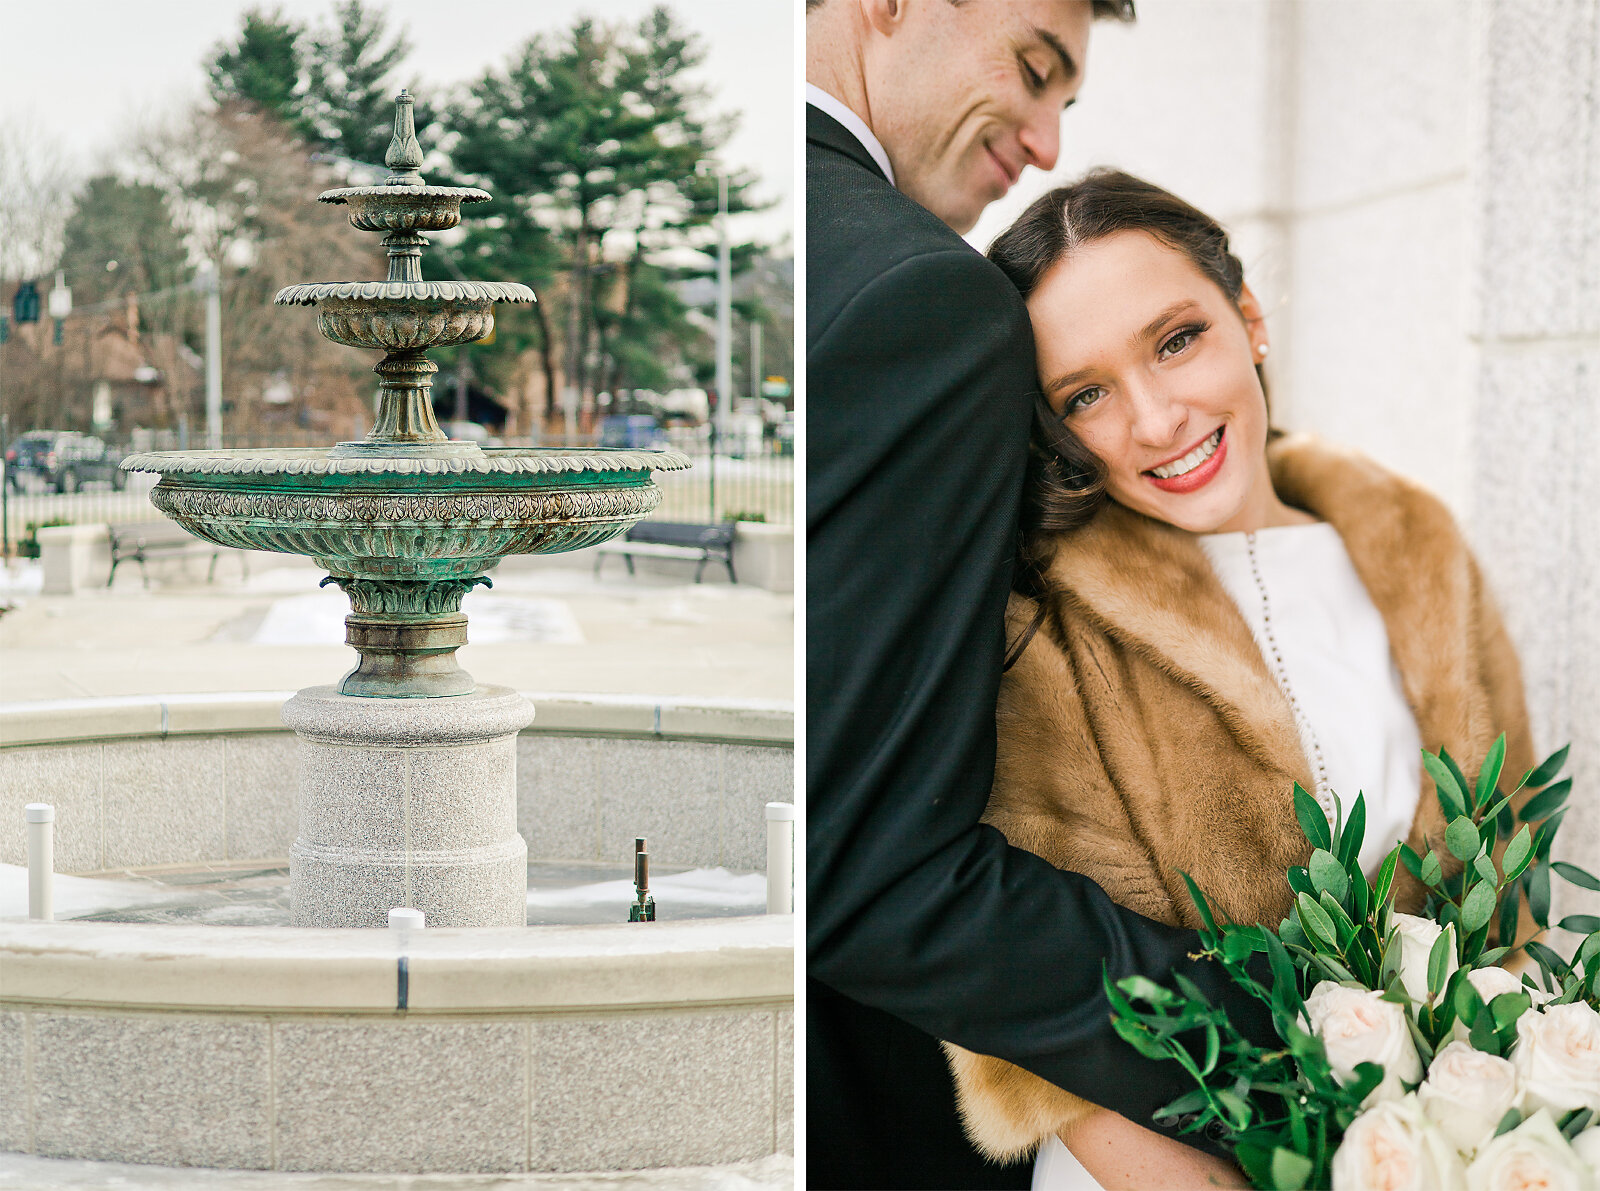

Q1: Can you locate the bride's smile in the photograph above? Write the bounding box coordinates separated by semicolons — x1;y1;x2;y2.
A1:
1024;227;1308;535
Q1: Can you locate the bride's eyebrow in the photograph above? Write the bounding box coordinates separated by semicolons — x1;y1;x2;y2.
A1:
1133;300;1203;349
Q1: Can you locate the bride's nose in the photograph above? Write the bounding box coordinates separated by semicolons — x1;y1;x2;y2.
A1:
1125;383;1187;449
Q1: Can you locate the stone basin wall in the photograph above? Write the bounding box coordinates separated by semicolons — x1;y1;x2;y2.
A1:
0;692;793;873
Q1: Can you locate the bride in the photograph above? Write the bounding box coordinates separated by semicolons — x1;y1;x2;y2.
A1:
940;170;1537;1190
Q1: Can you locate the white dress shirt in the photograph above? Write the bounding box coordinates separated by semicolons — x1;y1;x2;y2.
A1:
806;83;896;186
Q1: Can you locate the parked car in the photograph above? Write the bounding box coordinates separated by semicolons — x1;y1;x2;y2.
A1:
599;414;668;450
4;431;126;492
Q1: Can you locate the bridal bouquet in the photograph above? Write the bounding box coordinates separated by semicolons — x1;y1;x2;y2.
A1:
1108;737;1600;1189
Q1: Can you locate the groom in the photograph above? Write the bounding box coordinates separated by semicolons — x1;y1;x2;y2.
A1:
807;1;1272;1186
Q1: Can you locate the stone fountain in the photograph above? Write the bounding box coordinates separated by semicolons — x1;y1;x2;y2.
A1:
123;91;689;929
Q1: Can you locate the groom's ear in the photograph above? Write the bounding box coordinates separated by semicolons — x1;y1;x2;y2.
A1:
862;0;913;36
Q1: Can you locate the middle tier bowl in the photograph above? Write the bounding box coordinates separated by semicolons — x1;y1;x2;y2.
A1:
276;281;537;352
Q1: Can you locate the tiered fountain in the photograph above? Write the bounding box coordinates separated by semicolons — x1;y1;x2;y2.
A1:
123;91;689;928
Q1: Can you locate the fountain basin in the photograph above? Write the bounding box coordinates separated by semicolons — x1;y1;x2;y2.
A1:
0;917;791;1173
0;691;794;1172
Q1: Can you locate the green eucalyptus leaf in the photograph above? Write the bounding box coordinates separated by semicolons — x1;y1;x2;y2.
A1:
1577;933;1600;972
1499;882;1523;948
1420;850;1444;888
1523;743;1571;790
1477;946;1512;966
1338;795;1367;872
1180;871;1219;938
1320;891;1358;943
1215;1089;1252;1130
1476;734;1506;809
1440;747;1474;809
1495;1108;1523;1138
1223;930;1257;965
1552;861;1600;892
1398;843;1424;882
1461;880;1497;934
1278;913;1307;949
1559;1108;1594;1140
1152;1089;1209;1121
1427;930;1453;999
1294;783;1332;852
1111;1015;1172;1060
1373;848;1401;908
1446;816;1482;862
1270;1147;1314;1191
1424;752;1468;820
1453;978;1486;1026
1235;1144;1275;1189
1557;915;1600;936
1310;849;1350;904
1520;778;1572;823
1503;827;1534;882
1298;892;1340;953
1528;864;1552;927
1119;975;1179;1006
1473;853;1500;888
1287;866;1315;899
1201;1023;1220;1077
1490;991;1533;1030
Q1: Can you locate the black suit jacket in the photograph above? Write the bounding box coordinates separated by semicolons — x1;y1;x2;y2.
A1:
806;105;1267;1189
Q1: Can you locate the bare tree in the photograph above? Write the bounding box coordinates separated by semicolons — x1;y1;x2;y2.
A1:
0;118;75;281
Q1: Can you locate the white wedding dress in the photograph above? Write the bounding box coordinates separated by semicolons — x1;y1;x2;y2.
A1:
1032;523;1421;1190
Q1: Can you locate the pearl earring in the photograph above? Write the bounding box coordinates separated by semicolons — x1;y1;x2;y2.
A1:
1256;344;1270;359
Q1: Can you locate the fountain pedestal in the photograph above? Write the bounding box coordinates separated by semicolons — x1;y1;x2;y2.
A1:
283;685;533;928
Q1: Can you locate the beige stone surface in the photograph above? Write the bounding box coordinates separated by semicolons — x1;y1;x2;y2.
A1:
529;1010;776;1171
0;557;791;705
274;1020;528;1173
29;1012;272;1169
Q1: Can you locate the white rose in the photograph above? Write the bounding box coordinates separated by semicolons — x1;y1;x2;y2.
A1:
1572;1128;1600;1171
1420;1041;1522;1159
1466;1110;1595;1191
1334;1095;1469;1191
1514;1003;1600;1118
1307;981;1424;1103
1391;912;1458;1005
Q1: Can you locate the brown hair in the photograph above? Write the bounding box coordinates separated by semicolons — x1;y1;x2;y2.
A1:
986;169;1272;577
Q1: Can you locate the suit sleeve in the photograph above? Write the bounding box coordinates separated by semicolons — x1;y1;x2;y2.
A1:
807;248;1272;1132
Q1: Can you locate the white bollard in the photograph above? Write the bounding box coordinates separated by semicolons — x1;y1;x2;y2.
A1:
388;907;425;933
26;804;54;921
765;802;796;915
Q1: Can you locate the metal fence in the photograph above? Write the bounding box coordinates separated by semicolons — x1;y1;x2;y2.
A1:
2;431;792;554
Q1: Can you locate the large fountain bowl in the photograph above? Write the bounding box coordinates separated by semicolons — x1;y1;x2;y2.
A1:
123;446;689;581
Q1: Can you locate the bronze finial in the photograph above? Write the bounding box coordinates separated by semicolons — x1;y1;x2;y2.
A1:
384;89;425;187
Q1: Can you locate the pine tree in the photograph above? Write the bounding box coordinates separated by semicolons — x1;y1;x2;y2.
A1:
205;8;306;130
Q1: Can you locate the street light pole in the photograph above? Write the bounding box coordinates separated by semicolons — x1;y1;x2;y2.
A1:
202;263;222;450
714;171;731;446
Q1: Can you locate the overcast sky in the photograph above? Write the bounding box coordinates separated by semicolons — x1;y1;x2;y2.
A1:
0;0;793;248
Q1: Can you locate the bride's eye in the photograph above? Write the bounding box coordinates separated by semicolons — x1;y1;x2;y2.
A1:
1062;386;1106;417
1158;323;1207;359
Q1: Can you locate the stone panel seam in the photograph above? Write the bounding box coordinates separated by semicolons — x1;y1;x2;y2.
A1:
770;1008;779;1154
